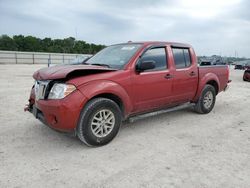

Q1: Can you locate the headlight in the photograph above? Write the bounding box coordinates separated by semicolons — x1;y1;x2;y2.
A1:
48;83;76;99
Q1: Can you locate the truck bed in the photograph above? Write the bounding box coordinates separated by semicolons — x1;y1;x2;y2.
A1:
198;65;229;93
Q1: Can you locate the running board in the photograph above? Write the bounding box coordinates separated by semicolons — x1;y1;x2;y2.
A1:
128;102;195;123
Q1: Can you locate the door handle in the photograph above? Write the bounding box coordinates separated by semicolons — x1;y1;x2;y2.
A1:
189;71;196;76
164;74;174;79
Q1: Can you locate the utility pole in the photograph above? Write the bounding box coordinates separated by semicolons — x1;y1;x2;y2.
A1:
235;50;238;58
75;27;78;40
73;27;78;48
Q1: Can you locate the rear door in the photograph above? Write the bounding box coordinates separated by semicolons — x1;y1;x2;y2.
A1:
131;46;173;113
170;47;198;104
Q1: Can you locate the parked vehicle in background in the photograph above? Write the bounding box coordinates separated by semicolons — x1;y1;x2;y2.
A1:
235;64;245;70
200;60;226;66
25;41;230;146
244;64;250;70
243;69;250;81
199;55;226;66
200;61;212;66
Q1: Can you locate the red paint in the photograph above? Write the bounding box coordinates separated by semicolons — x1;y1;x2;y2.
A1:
27;41;230;132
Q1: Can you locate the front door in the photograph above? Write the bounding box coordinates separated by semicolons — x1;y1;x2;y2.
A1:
131;47;173;113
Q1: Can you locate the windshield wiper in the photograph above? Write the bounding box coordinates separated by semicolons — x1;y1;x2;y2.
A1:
91;63;110;68
81;57;91;64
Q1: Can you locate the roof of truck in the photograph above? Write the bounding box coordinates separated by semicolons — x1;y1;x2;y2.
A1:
127;41;192;48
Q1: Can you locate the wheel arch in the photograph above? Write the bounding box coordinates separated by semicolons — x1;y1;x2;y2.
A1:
206;80;219;94
90;93;125;118
193;73;220;102
78;80;133;118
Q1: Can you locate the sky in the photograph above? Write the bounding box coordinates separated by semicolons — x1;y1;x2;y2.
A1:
0;0;250;57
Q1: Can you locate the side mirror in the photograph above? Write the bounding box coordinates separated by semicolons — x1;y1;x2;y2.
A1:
136;60;155;72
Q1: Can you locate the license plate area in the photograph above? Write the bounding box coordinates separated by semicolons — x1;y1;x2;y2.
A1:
32;105;38;118
35;81;49;100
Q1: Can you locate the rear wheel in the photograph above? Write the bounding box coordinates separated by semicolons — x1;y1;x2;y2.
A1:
77;98;122;146
194;85;216;114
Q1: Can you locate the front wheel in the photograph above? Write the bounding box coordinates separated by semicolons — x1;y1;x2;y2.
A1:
194;85;216;114
77;98;122;146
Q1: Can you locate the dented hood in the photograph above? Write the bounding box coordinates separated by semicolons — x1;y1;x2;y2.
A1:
33;64;116;80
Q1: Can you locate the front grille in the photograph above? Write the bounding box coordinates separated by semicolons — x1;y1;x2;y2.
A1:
34;80;50;100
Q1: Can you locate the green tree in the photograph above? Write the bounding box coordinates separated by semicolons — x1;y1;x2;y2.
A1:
23;36;41;51
0;35;17;50
0;34;106;54
41;37;52;52
13;35;25;51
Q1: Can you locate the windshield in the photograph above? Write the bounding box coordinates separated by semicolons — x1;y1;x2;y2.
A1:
86;44;142;69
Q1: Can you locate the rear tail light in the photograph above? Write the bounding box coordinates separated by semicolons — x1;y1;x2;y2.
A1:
227;65;230;81
227;65;232;83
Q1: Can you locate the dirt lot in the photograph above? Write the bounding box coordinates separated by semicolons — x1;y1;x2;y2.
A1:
0;64;249;188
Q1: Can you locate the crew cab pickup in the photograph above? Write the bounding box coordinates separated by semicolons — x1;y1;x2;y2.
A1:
25;41;230;146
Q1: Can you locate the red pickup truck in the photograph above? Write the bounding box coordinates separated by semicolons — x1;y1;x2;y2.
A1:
25;41;230;146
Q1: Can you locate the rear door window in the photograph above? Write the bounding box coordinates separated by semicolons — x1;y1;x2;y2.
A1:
183;49;191;67
172;48;192;69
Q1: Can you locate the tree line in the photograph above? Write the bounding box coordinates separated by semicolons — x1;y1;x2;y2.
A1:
0;35;106;54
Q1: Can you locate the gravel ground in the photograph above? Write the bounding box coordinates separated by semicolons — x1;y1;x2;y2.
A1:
0;64;249;188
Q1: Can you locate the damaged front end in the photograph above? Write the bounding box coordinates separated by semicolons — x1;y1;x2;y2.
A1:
24;85;35;113
24;64;116;112
24;64;118;132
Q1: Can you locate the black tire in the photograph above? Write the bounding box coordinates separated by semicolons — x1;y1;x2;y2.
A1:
77;98;122;146
194;84;216;114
